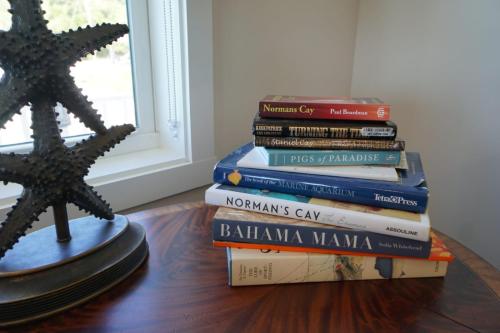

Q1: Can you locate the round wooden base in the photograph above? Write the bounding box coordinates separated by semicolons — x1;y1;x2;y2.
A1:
0;215;148;327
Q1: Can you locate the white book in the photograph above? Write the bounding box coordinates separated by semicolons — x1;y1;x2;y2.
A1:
205;184;430;241
236;147;401;182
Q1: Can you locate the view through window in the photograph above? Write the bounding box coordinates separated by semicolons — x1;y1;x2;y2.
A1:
0;0;136;147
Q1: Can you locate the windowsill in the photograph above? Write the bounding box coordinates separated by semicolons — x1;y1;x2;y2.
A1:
87;145;189;186
0;145;191;209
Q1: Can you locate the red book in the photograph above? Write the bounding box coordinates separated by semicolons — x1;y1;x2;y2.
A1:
259;95;390;121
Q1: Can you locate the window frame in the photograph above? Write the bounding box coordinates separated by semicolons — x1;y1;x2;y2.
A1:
0;0;215;223
0;0;158;156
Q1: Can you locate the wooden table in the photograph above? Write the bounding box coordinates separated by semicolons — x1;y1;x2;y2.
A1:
7;202;500;333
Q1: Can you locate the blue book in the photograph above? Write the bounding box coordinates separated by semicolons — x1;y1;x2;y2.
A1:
213;143;428;213
261;148;401;166
213;207;432;259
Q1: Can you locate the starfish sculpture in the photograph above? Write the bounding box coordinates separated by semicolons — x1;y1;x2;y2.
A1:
0;0;134;259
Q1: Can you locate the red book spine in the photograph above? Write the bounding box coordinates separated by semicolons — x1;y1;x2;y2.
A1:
259;102;390;121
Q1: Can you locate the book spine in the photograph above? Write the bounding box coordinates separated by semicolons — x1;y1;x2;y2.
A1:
213;167;427;213
253;121;397;139
212;219;431;258
265;150;401;166
259;102;390;121
227;248;448;286
206;185;430;241
255;137;405;151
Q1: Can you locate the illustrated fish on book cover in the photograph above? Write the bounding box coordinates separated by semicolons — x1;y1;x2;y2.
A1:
335;256;425;280
374;258;393;279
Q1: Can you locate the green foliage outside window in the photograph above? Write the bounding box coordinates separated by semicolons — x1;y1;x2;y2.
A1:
0;0;128;58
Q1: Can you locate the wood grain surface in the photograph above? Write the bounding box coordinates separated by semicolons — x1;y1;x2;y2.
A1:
5;203;500;333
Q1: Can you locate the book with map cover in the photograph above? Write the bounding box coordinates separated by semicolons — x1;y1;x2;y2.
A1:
205;184;431;241
259;95;390;121
227;248;450;286
212;207;452;259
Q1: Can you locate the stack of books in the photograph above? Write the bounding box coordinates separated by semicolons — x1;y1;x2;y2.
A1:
205;95;453;286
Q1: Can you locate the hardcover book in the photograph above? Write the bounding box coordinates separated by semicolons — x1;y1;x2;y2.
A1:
259;147;401;166
213;207;439;259
253;114;397;139
259;95;390;121
254;137;405;150
213;143;429;213
237;146;401;181
205;184;431;241
227;248;450;286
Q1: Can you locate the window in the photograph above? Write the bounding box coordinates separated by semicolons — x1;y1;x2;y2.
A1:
0;0;215;220
0;0;137;147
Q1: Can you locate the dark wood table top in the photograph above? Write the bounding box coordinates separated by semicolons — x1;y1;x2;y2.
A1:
7;202;500;333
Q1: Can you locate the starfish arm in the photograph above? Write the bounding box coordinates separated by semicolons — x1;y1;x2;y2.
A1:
56;74;107;134
0;189;48;259
8;0;48;33
70;184;114;220
30;99;66;154
59;23;129;65
0;31;27;63
0;74;30;129
70;124;135;170
0;153;32;185
0;31;7;53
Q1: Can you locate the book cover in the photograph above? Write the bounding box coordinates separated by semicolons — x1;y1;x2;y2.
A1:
213;143;429;213
237;146;401;181
254;136;405;150
260;148;401;166
259;95;390;121
205;184;431;241
213;207;436;259
227;248;449;286
253;114;397;139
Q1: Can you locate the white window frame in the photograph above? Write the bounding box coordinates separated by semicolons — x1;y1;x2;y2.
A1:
0;0;215;225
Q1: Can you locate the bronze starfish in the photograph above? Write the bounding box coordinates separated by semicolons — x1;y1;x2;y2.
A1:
0;0;135;259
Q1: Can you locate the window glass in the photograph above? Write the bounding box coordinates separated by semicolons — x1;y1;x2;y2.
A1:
0;0;136;147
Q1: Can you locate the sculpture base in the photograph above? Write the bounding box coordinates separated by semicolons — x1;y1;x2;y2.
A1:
0;215;148;327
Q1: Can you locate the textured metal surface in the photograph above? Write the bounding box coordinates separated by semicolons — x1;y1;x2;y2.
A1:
0;0;135;259
0;215;128;277
0;219;148;326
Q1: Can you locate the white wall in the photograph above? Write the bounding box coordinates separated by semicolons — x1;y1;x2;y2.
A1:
213;0;360;158
351;0;500;268
213;0;500;268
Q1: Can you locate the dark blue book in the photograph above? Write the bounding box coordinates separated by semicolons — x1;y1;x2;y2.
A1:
213;208;432;259
213;143;428;213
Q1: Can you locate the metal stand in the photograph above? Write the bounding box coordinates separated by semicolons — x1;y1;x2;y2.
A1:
53;204;71;242
0;215;148;327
